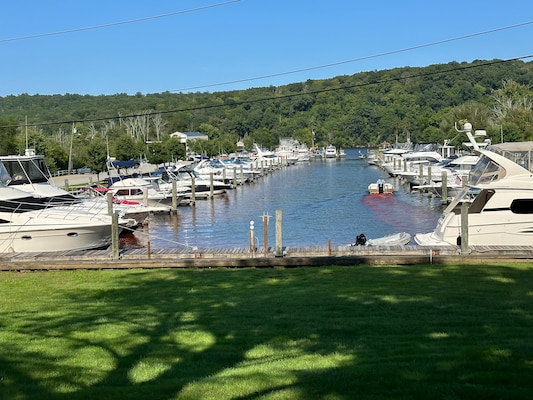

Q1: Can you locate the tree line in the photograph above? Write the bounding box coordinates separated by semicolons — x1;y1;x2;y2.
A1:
1;58;532;173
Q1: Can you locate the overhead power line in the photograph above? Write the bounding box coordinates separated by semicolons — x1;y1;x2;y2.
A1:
0;0;240;43
171;20;533;92
2;55;532;130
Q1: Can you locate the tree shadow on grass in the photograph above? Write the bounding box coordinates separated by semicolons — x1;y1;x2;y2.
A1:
2;264;533;399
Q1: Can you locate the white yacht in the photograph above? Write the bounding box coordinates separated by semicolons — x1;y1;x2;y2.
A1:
221;156;261;183
324;145;337;158
194;158;229;181
415;123;533;247
109;177;186;206
0;152;156;227
251;143;283;170
0;163;113;253
275;138;300;164
162;164;232;198
385;143;443;178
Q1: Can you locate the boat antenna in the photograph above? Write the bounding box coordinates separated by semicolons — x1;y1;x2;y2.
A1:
455;121;487;151
25;115;28;151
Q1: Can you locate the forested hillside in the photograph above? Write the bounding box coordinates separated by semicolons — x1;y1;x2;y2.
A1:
1;58;532;173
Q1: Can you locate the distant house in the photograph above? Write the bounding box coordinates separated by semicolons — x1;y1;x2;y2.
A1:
169;131;208;143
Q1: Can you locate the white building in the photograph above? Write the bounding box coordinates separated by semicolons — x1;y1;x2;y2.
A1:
169;131;208;144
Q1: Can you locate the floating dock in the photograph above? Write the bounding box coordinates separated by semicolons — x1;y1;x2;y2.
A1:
1;245;532;271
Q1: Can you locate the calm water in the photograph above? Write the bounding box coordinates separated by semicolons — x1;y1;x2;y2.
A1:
126;149;444;249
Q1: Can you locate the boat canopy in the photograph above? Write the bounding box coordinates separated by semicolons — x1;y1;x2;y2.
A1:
110;160;138;168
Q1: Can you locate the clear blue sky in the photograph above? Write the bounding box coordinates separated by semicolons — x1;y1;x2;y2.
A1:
1;0;533;96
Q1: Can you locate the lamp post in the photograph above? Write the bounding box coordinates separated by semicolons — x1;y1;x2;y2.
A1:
68;123;76;174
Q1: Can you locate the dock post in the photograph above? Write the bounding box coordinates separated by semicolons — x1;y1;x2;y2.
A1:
190;177;196;206
263;213;269;256
460;200;469;254
171;179;178;213
107;191;114;216
249;220;255;257
209;172;214;197
275;210;283;257
441;171;447;202
142;187;148;207
111;212;120;260
233;167;237;185
146;218;151;259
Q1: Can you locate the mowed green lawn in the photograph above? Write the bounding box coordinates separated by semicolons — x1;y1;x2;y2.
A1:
1;264;532;400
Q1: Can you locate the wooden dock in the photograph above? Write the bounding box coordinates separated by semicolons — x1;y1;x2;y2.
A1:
1;244;532;271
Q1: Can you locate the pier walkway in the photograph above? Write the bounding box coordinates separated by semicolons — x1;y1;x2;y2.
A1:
1;244;532;271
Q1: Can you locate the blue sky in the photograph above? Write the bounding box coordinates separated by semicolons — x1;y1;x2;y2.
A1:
1;0;533;96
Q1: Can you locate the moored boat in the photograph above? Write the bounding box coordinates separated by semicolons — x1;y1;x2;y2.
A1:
349;232;411;246
415;122;533;247
368;178;394;194
0;163;113;253
324;144;337;158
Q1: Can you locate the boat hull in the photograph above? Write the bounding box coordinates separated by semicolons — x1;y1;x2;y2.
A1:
368;183;394;194
415;211;533;247
0;222;112;253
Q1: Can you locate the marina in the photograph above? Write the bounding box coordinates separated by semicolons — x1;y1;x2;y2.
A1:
3;134;533;269
122;148;443;250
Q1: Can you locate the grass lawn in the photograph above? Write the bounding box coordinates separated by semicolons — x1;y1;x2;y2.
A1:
1;263;532;399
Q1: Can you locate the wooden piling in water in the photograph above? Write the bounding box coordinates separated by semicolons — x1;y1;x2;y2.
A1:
111;212;119;260
441;171;447;201
171;179;178;213
209;172;214;197
275;210;283;257
107;192;113;216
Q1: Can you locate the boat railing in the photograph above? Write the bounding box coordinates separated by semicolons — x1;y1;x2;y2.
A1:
5;196;108;222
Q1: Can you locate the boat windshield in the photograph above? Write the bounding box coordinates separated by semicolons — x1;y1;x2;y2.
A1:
0;157;51;185
0;162;12;186
469;156;505;186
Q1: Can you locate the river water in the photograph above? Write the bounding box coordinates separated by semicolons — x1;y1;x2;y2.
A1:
125;149;444;249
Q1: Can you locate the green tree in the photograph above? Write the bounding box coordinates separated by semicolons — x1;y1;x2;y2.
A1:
0;117;19;155
111;134;143;161
85;137;108;175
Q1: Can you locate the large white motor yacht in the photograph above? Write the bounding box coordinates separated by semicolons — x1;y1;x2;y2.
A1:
0;163;113;253
415;123;533;247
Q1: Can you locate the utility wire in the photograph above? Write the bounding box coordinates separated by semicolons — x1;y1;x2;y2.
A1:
2;55;532;130
0;0;240;43
172;20;533;92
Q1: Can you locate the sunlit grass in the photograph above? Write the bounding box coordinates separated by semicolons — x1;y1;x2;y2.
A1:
1;264;533;399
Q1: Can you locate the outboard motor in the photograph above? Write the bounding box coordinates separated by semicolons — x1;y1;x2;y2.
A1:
355;233;367;246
